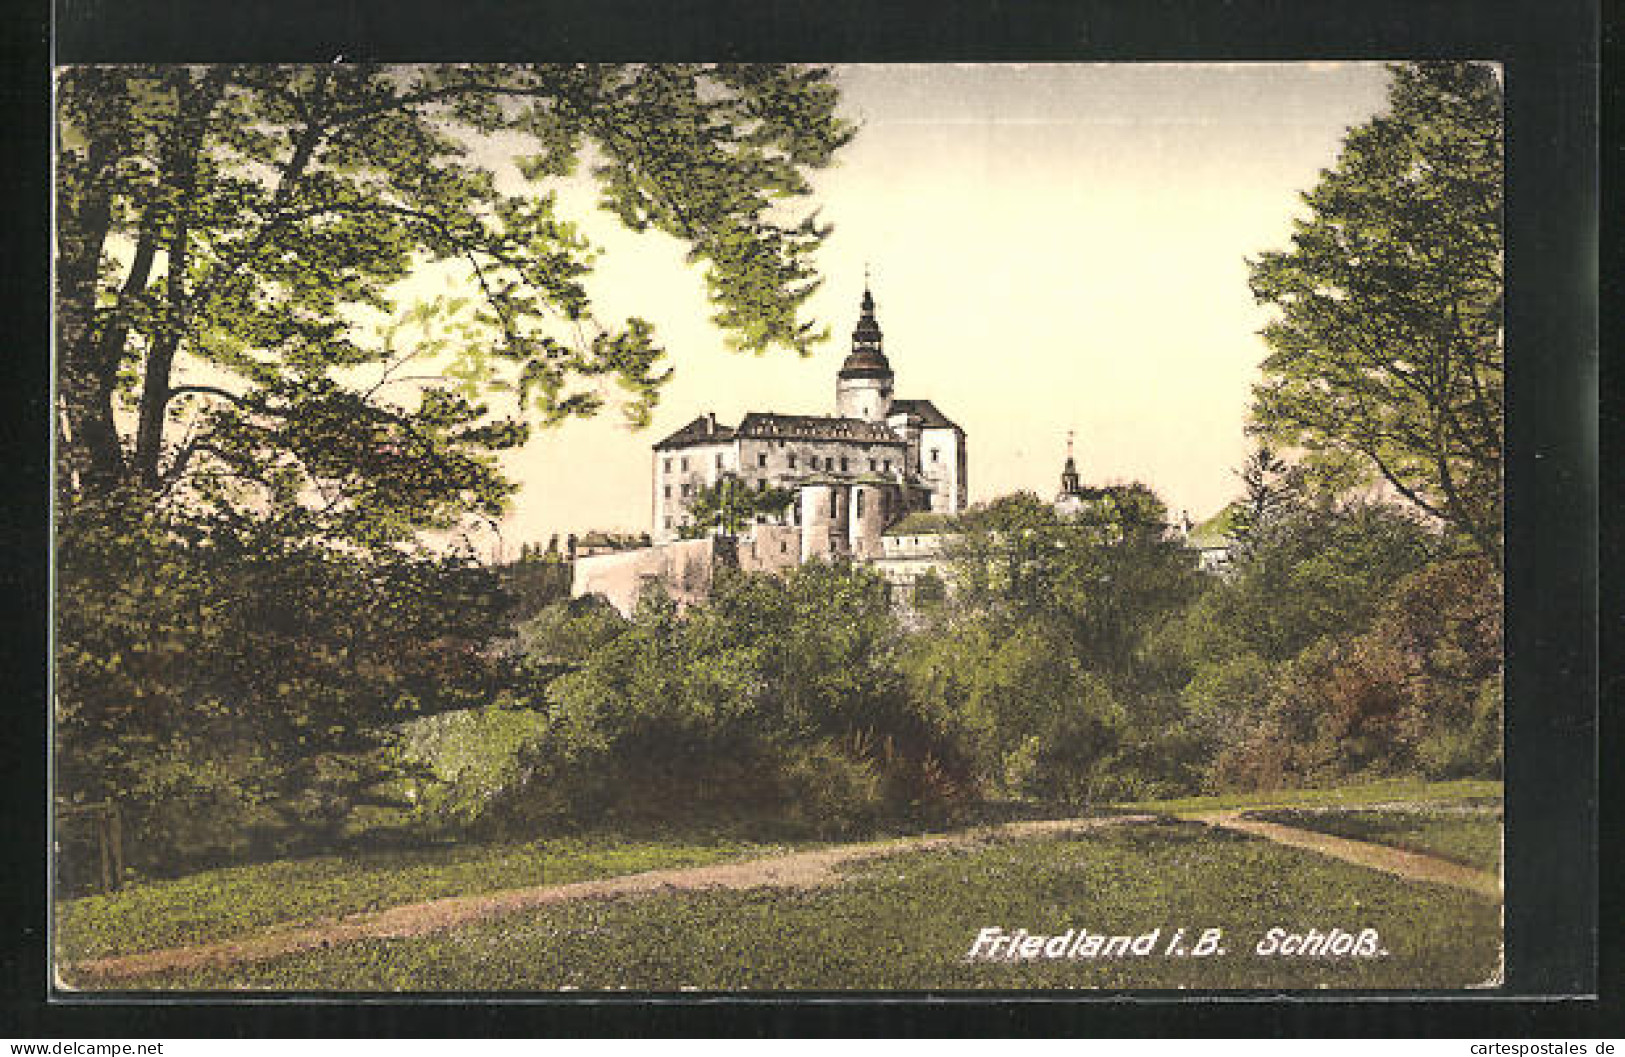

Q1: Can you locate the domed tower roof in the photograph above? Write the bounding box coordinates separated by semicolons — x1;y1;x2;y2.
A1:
838;287;894;380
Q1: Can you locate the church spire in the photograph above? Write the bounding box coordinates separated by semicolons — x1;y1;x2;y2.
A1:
1060;431;1082;497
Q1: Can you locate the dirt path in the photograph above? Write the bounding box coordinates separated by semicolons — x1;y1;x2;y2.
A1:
1196;811;1502;900
65;814;1156;985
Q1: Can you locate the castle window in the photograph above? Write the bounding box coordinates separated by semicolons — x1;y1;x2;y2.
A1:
856;490;864;516
869;459;877;472
931;448;940;463
780;540;788;553
663;457;672;472
663;485;671;499
758;452;768;468
665;516;672;529
883;459;892;472
758;478;767;491
715;453;724;470
788;453;797;469
841;457;849;472
681;483;691;497
680;456;689;471
830;492;837;517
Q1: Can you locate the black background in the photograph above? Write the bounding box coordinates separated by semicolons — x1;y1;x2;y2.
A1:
6;0;1610;1037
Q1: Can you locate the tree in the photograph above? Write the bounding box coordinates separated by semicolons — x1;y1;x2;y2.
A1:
1227;445;1305;555
680;474;796;538
1247;62;1503;570
948;488;1203;685
54;502;515;870
53;65;855;865
56;65;854;544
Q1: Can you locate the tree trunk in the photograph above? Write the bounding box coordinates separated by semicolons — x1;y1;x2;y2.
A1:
55;79;130;497
133;69;229;488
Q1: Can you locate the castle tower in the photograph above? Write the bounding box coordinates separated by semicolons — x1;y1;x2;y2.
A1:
836;286;894;423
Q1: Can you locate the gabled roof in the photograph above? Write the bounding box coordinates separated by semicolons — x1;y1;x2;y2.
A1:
654;415;735;450
889;398;961;432
1187;504;1240;548
736;412;903;444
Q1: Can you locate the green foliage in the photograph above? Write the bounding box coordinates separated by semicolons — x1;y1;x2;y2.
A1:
1210;556;1501;790
1248;62;1504;568
515;562;975;834
395;703;553;836
900;615;1122;800
1001;672;1125;805
1228;445;1304;555
54;62;856;883
948;488;1205;687
55;498;512;878
1168;500;1444;669
679;474;796;538
57;64;853;539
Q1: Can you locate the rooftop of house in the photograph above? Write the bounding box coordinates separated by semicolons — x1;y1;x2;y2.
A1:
1186;504;1239;548
888;398;961;432
655;412;907;450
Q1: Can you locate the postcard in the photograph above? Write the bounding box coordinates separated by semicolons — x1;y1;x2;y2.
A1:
52;61;1509;993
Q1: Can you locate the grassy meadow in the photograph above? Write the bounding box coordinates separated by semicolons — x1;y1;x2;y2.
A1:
100;820;1502;991
56;833;802;964
59;781;1503;992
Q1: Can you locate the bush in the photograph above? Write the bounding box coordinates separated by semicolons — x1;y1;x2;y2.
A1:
483;565;980;833
1002;671;1124;805
397;701;555;839
1207;557;1501;790
775;741;886;837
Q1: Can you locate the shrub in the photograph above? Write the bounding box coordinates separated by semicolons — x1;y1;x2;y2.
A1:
1002;671;1124;805
396;701;555;839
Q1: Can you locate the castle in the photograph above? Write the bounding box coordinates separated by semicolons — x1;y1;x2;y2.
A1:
651;286;966;557
569;284;1228;614
572;286;969;613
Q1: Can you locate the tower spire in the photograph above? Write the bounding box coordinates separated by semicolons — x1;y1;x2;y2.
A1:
848;280;885;359
1060;431;1081;497
836;275;894;422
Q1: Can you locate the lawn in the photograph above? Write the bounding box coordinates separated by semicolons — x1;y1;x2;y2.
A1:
1112;778;1502;819
56;833;801;964
1241;806;1502;874
109;821;1502;991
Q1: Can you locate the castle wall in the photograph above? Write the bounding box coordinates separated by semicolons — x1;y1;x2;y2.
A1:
836;376;893;422
737;524;803;573
572;538;719;617
918;426;968;513
653;438;739;541
847;482;888;559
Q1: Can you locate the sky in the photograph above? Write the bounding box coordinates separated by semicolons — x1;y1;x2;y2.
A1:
475;63;1394;556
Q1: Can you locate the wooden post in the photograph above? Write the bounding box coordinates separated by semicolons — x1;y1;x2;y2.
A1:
108;803;124;891
96;806;112;894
